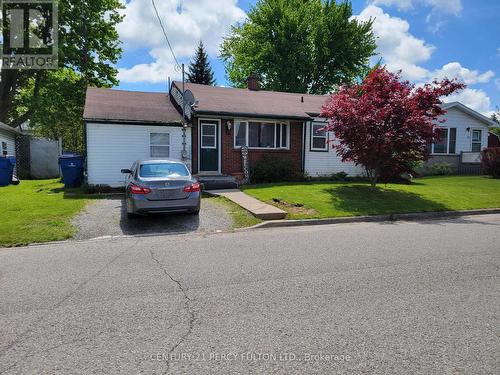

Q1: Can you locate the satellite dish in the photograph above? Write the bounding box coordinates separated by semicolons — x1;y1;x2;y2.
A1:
183;89;195;106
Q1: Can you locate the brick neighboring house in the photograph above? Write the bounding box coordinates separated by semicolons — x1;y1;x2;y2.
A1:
83;76;495;187
170;77;326;179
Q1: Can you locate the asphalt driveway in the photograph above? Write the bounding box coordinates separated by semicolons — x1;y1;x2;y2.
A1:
72;196;233;239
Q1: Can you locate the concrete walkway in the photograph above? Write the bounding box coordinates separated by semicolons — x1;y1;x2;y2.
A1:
207;189;287;220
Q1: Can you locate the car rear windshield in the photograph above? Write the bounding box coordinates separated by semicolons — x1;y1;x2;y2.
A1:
139;163;190;178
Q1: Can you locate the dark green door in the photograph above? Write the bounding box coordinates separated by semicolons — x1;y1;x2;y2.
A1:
199;120;219;172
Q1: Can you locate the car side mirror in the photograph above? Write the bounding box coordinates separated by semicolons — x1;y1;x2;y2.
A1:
121;168;132;174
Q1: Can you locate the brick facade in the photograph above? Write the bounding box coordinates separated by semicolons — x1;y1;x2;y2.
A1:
191;117;304;176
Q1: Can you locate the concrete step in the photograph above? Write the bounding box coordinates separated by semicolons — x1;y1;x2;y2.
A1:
197;175;238;190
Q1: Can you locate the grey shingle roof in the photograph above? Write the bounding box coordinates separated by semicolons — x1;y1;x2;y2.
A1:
173;81;328;120
83;88;182;124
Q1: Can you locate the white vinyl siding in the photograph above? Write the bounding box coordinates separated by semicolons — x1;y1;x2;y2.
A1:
86;123;191;187
0;127;16;157
433;107;489;154
304;119;364;177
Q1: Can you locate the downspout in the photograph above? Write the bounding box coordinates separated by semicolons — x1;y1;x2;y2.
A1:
301;121;306;173
181;63;188;161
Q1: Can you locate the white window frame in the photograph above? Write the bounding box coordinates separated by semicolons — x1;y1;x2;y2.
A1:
310;121;329;151
471;128;482;153
200;122;217;149
150;132;170;158
432;127;457;155
233;119;290;150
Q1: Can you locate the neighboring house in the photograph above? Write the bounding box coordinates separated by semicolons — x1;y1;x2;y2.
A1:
83;76;494;187
0;122;19;157
427;102;495;174
83;88;190;187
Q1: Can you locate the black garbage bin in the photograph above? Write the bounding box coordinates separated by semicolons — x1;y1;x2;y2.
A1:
0;155;16;187
59;155;84;188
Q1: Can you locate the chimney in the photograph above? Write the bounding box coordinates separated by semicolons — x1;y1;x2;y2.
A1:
247;73;261;91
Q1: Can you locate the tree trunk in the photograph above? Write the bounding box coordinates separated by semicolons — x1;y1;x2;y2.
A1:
0;69;19;124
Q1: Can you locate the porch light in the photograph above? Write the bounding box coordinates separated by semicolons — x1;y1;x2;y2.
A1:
227;121;233;131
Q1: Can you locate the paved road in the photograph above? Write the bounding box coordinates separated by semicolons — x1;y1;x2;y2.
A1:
1;215;499;374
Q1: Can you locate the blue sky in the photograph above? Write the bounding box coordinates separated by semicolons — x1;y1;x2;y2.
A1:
116;0;499;115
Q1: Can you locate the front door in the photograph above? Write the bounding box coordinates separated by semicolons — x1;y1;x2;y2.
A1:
199;120;219;173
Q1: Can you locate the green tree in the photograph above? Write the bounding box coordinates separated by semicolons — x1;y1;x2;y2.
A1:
0;0;124;129
187;41;216;85
11;69;86;153
220;0;376;94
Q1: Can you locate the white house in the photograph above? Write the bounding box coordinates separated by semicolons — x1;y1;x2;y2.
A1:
83;88;191;187
83;82;494;187
303;102;495;177
0;122;19;158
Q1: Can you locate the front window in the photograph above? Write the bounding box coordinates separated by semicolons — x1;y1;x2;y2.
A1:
311;122;328;151
1;141;7;155
234;120;289;149
150;133;170;158
139;163;189;178
433;127;457;154
472;129;482;152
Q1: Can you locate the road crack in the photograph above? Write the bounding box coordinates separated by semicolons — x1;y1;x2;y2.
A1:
149;249;196;375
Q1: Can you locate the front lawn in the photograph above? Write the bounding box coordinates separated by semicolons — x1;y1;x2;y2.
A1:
0;179;89;247
242;176;500;219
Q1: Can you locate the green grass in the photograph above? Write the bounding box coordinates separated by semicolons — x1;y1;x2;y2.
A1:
242;176;500;220
0;179;90;247
206;196;262;228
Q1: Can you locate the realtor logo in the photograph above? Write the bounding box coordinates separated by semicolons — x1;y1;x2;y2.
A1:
0;0;58;69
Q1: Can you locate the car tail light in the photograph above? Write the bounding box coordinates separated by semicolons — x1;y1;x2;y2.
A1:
130;183;151;195
184;182;201;193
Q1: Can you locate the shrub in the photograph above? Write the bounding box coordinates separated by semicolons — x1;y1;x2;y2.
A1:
250;155;298;183
428;162;455;176
481;148;500;178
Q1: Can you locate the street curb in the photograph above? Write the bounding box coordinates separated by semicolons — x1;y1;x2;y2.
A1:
246;208;500;230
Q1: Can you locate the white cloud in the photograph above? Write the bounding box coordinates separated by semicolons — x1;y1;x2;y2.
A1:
356;6;495;115
371;0;462;15
430;62;494;85
371;0;462;33
117;0;246;84
445;88;491;114
356;5;435;81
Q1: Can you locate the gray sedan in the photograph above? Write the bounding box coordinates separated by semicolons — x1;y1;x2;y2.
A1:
121;160;201;217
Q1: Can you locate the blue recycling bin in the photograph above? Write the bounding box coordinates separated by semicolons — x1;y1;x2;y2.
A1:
59;155;84;188
0;156;16;187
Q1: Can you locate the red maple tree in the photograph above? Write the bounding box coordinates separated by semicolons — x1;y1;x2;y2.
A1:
320;67;465;186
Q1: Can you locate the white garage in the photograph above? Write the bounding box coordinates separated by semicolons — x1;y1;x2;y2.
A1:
84;88;190;187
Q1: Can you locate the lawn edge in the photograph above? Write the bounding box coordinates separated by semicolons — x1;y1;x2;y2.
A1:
245;208;500;229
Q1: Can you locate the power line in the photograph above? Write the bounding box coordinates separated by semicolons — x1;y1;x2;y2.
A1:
151;0;180;69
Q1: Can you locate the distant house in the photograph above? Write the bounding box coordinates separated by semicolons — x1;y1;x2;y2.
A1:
83;77;495;187
0;122;19;157
427;102;496;174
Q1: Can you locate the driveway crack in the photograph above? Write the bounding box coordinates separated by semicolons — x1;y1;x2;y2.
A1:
149;249;196;375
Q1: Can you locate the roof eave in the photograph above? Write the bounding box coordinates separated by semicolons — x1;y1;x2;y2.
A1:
83;118;183;126
442;102;497;127
193;110;312;121
0;122;21;134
